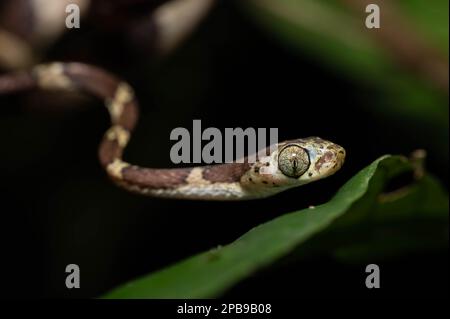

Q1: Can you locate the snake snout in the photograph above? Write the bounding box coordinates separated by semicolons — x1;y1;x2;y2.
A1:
337;146;346;161
334;145;346;171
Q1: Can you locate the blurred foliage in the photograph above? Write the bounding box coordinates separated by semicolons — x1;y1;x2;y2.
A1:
238;0;449;165
103;155;448;298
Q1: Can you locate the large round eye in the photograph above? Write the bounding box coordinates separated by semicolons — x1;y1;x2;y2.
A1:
278;145;310;178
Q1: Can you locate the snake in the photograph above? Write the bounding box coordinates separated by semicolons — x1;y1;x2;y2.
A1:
0;62;346;200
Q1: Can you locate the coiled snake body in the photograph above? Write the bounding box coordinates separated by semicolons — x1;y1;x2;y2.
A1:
0;62;345;200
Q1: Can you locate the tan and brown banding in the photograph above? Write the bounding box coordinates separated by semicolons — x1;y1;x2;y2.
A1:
0;62;347;200
202;162;251;183
121;166;192;189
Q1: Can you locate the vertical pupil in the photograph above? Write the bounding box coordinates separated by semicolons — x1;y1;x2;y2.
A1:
292;158;298;171
278;145;310;178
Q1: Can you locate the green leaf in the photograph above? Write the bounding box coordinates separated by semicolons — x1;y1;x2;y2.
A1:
103;155;448;298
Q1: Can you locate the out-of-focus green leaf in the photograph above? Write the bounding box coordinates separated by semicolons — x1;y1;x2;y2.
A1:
239;0;449;161
103;155;448;298
397;0;449;53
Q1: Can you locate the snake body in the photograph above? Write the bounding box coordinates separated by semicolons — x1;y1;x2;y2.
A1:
0;62;345;200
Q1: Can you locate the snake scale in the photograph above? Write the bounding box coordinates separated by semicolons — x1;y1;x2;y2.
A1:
0;62;345;200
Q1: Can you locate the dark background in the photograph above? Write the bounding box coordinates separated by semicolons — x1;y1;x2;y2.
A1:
0;1;447;298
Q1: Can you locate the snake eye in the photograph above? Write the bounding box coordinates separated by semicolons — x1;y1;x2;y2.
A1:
278;145;310;178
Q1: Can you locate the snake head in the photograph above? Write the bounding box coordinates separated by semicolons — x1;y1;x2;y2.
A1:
241;137;345;196
290;136;346;182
